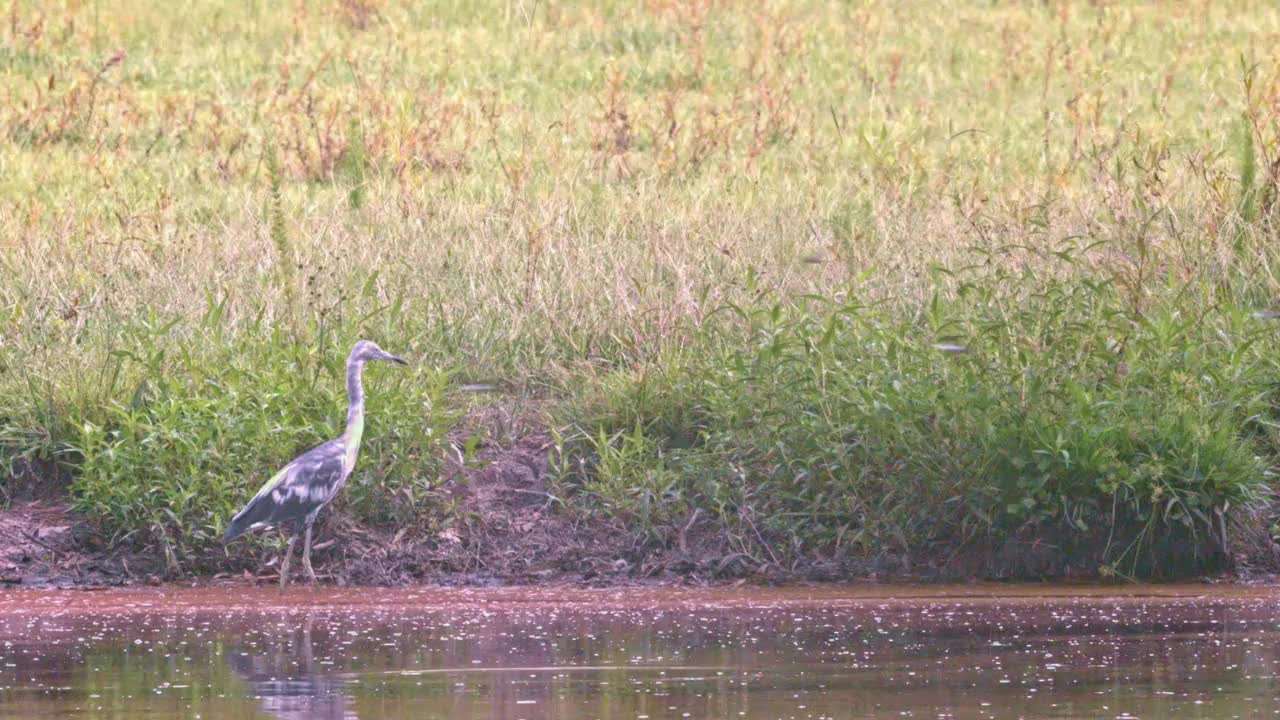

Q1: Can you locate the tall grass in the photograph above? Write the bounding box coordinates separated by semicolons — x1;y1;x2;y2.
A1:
563;272;1278;577
3;1;1280;577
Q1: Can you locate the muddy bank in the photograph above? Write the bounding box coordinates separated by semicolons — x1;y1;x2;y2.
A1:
0;411;872;589
4;409;1280;589
3;497;1273;590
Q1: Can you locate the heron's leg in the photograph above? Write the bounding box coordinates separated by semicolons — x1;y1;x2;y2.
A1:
279;533;298;590
302;519;318;582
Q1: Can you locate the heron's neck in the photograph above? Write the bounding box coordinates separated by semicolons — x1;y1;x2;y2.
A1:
343;359;366;449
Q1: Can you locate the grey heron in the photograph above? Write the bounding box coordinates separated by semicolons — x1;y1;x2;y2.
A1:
223;340;407;587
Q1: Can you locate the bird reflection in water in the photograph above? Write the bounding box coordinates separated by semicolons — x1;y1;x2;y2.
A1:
225;617;356;720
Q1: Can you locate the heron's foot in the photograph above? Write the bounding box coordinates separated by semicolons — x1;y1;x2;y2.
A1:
278;535;297;590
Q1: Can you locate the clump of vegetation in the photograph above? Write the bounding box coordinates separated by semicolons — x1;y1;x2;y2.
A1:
564;276;1276;577
68;316;454;571
3;1;1280;579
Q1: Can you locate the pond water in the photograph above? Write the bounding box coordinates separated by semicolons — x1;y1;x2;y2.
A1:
1;584;1279;719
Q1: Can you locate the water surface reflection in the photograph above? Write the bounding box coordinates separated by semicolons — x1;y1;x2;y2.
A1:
226;617;355;720
0;585;1278;718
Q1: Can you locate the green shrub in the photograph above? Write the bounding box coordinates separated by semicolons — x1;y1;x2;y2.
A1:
566;278;1274;577
69;326;453;570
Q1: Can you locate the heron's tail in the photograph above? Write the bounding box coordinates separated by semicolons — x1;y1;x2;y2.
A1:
223;493;273;542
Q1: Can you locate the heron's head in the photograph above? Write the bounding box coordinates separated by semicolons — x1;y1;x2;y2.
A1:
349;340;408;366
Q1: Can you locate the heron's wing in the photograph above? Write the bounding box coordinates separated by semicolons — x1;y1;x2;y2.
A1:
224;440;347;540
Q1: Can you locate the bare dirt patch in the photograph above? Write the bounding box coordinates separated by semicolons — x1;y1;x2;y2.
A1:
212;405;880;587
332;405;643;586
317;405;880;587
0;501;147;587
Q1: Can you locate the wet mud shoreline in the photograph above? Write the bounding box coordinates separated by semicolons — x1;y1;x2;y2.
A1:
3;493;1277;590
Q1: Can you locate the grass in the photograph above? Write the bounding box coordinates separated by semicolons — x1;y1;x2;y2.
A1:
69;322;455;571
564;281;1277;577
3;0;1280;578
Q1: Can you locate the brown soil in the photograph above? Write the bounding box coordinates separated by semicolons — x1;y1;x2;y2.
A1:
0;501;124;587
321;406;873;587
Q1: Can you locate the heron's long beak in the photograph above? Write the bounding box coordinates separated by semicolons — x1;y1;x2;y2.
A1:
383;352;408;366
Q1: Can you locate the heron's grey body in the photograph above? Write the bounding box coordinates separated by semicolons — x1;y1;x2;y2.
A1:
223;340;406;587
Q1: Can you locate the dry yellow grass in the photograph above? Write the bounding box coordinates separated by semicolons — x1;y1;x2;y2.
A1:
4;2;1280;351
